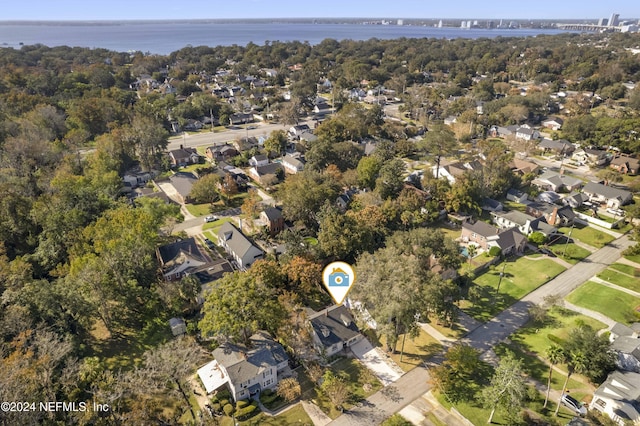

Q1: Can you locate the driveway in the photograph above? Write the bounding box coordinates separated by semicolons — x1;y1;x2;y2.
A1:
350;338;404;386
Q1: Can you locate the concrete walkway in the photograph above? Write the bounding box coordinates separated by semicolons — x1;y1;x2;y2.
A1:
302;400;332;426
591;276;640;298
563;301;616;328
572;239;598;253
616;257;640;269
419;322;456;344
397;391;471;426
524;253;572;269
350;338;404;386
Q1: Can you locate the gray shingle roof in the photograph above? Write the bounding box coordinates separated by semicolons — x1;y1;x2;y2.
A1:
262;207;283;221
157;237;207;266
308;305;361;349
462;220;500;238
583;181;632;202
217;222;263;260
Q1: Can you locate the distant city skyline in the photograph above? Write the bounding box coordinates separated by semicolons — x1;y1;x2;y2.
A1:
1;1;638;21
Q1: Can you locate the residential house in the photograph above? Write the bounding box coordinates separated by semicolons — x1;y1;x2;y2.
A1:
313;102;333;117
197;331;290;401
169;318;187;336
541;117;564;131
460;220;527;256
488;125;513;138
562;191;590;209
205;144;239;163
535;191;561;204
156;237;208;281
282;155;305;174
510;158;540;175
307;305;364;358
299;131;318;144
532;171;583;192
572;147;609;166
515;126;540;141
506;188;529;203
289;124;311;138
233;136;259;152
169;172;198;203
229;113;253;125
432;160;482;184
582;182;633;209
610;156;640;175
217;222;264;270
526;202;575;226
538;139;574;156
260;207;285;236
590;370;640;425
444;116;458;126
249;154;269;167
491;210;556;236
482;198;504;212
248;163;283;185
609;322;640;373
168;146;200;167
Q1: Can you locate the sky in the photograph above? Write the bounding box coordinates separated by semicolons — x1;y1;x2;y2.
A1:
1;0;637;21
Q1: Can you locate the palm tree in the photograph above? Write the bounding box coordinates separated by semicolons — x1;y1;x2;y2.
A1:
554;350;587;416
467;244;478;264
544;344;564;408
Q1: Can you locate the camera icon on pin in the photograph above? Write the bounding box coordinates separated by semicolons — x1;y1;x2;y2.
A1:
328;268;350;287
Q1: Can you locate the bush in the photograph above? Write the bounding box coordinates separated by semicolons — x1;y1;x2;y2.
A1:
528;231;547;245
216;389;231;400
211;402;221;412
489;246;501;257
261;388;274;396
236;400;250;409
223;403;235;416
236;404;257;420
219;399;229;408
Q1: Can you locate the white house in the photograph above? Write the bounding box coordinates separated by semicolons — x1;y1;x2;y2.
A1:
583;182;633;209
590;370;640;425
217;222;264;270
282;155;305;174
197;331;289;401
248;154;269;167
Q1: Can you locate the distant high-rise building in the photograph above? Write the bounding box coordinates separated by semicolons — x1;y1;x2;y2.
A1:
397;19;403;26
598;17;607;26
438;20;443;28
609;13;619;27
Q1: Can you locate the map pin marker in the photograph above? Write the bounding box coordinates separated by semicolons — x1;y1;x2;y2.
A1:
322;261;356;305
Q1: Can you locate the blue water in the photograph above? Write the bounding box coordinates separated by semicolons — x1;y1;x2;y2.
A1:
0;22;567;54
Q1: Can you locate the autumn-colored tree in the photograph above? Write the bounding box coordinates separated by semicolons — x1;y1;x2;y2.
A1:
277;377;302;403
285;256;322;293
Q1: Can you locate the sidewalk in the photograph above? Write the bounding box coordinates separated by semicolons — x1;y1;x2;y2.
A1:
301;400;332;426
616;257;640;269
563;301;616;327
419;322;456;344
591;276;640;298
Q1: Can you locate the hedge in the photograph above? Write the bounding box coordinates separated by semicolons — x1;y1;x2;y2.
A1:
223;403;235;416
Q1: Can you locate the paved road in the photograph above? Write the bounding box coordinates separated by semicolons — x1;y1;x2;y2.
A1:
461;234;634;352
167;119;314;151
328;234;634;425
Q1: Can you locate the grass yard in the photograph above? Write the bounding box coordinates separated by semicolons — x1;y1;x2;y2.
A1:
597;268;640;293
462;257;566;322
566;281;640;324
377;329;442;372
202;216;235;232
502;200;528;213
548;243;592;264
217;403;313;426
185;203;213;217
609;263;640;276
559;224;615;249
624;253;640;264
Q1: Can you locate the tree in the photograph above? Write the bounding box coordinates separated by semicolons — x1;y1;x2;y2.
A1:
276;377;302;403
263;130;288;157
285;256;322;293
431;344;481;402
466;244;478;264
417;124;458;180
241;190;262;219
554;350;587;416
481;350;527;424
189;173;221;204
544;344;564;408
277;171;340;229
375;158;406;200
528;231;547;245
565;325;616;383
320;371;350;411
199;272;286;344
356;156;382;190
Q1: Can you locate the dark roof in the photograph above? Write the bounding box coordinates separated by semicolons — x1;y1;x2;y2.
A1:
157;238;207;268
169;172;198;197
496;228;527;251
308;305;361;349
253;163;283;176
252;154;268;162
262;207;283;221
169;147;198;160
462;220;500;238
507;188;526;198
528;202;576;220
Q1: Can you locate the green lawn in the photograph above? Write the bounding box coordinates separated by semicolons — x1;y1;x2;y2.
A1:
609;263;640;276
218;403;313;426
185;203;213;217
548;243;592;264
462;257;566;322
559;224;615;248
597;268;640;293
566;281;640;324
502;200;528;213
202;216;235;232
377;329;442;372
624;253;640;264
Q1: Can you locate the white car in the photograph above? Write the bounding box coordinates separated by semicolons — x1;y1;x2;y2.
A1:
606;208;624;217
204;215;218;223
561;393;587;416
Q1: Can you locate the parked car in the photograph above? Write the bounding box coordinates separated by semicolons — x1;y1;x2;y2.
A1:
561;393;587;416
203;238;215;249
204;215;218;223
606;208;624;217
